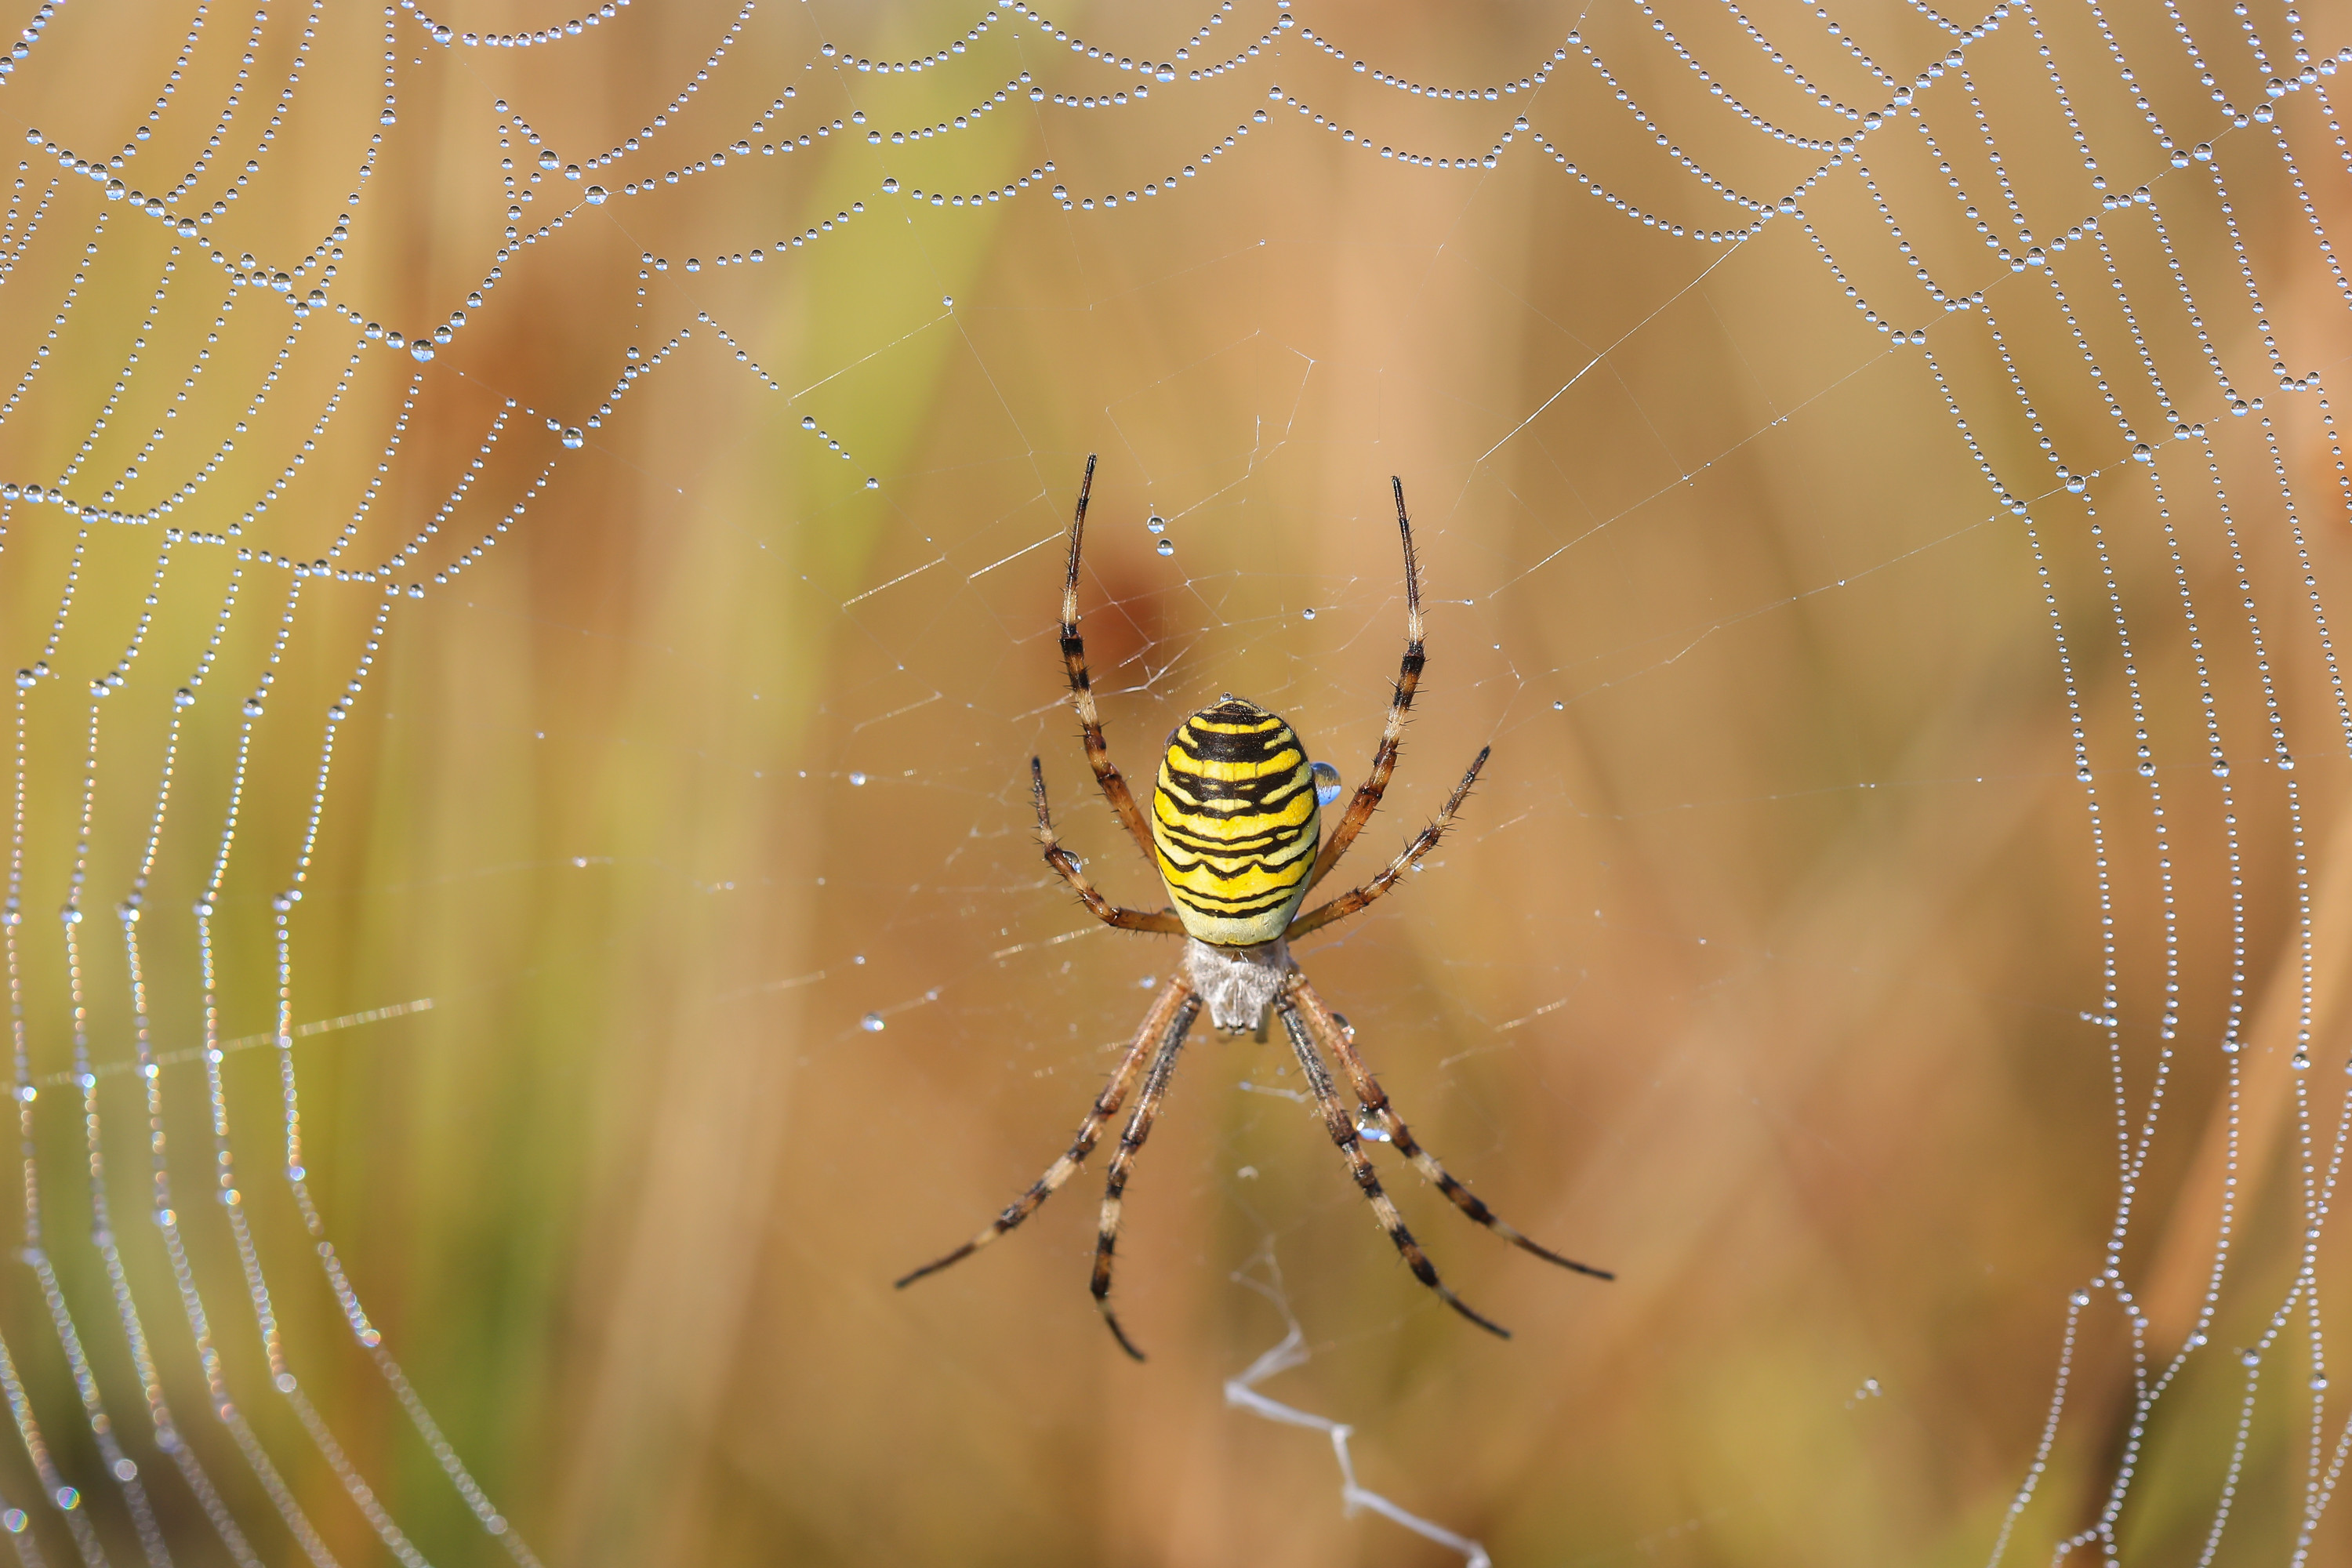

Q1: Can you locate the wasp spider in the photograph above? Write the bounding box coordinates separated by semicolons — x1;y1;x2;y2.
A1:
898;457;1611;1358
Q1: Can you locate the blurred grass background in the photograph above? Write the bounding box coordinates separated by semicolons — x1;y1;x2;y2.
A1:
2;0;2348;1563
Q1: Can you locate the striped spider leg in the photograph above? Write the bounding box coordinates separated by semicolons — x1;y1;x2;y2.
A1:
1285;746;1488;939
1305;475;1437;894
895;978;1199;1289
1030;758;1182;935
1056;452;1161;871
1270;989;1510;1338
1288;973;1612;1281
1089;989;1203;1359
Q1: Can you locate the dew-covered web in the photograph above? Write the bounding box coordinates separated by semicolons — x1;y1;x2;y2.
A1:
0;0;2348;1562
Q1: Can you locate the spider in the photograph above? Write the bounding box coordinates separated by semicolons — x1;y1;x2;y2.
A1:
898;456;1612;1358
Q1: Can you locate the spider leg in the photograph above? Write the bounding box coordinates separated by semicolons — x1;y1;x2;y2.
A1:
1286;746;1488;941
1272;993;1509;1339
1307;476;1425;893
1091;990;1203;1360
1289;975;1613;1280
1058;454;1162;872
896;979;1197;1289
1033;758;1184;934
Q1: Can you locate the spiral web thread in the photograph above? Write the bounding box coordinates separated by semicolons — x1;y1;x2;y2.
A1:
0;0;2346;1560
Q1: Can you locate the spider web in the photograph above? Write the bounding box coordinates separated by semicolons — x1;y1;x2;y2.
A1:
0;0;2346;1562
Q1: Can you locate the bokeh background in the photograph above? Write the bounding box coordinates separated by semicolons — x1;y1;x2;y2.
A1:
2;0;2350;1563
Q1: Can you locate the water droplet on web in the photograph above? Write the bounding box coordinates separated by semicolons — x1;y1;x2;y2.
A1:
1156;539;1174;556
861;1012;886;1032
1311;760;1344;806
849;771;867;786
1301;606;1316;619
586;185;608;205
561;427;584;448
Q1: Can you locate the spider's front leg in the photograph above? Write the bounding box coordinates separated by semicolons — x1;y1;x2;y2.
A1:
1289;975;1612;1281
895;978;1198;1288
1272;993;1511;1339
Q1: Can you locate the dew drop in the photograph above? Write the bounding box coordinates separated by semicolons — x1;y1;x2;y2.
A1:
1156;539;1174;556
174;688;194;709
1301;606;1316;619
849;771;868;786
861;1012;886;1032
1311;760;1344;807
1146;515;1165;534
561;427;585;448
1354;1107;1391;1142
586;185;608;205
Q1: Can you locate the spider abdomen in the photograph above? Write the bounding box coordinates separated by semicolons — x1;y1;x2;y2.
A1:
1151;697;1320;946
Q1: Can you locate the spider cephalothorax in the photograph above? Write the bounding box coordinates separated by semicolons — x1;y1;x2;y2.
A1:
898;456;1611;1358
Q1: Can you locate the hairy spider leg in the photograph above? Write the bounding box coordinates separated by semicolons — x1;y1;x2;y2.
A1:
1273;996;1510;1339
1058;453;1162;871
1288;975;1613;1280
1091;991;1203;1359
1308;475;1427;893
1287;747;1490;940
1033;758;1183;934
895;978;1197;1288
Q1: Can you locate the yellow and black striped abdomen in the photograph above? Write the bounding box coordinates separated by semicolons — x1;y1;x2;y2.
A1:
1151;697;1320;946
